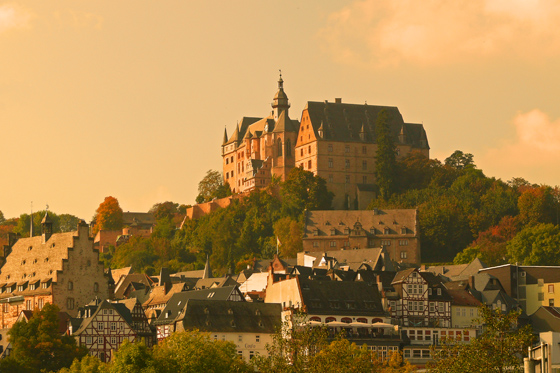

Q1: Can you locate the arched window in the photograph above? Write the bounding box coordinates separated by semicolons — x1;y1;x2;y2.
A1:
341;317;352;324
286;139;292;156
325;317;336;323
356;318;368;323
277;139;283;156
310;316;321;322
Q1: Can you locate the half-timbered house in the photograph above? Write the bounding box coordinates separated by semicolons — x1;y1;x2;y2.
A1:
390;268;452;327
68;298;155;362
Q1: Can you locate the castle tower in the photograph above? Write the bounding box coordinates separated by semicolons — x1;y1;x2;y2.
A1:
271;72;290;120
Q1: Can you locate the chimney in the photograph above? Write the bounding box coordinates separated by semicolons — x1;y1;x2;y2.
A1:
335;98;342;104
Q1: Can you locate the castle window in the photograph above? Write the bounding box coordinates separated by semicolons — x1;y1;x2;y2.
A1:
345;159;350;169
344;227;350;235
401;227;407;234
328;144;333;152
68;281;73;290
67;298;74;310
345;175;350;183
400;251;407;259
226;158;229;165
308;160;312;169
362;160;367;170
330;241;337;247
362;146;367;154
328;175;333;183
308;145;311;154
313;241;319;247
277;139;282;156
330;228;336;235
345;145;350;153
313;229;318;236
384;227;390;234
399;240;409;246
300;148;304;157
328;158;333;168
26;300;32;310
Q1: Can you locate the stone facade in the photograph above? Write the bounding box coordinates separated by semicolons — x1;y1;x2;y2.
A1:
302;209;421;265
0;218;111;328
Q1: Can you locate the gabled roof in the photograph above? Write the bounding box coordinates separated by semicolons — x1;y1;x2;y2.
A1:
114;273;155;299
272;110;298;133
446;288;482;307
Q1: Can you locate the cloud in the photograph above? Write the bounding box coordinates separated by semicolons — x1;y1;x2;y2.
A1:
0;4;31;34
318;0;560;67
479;109;560;185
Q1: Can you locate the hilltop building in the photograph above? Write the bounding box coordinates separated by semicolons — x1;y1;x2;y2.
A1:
222;75;429;209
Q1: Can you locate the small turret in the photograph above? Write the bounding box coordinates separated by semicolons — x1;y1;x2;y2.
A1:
42;211;53;243
222;127;228;145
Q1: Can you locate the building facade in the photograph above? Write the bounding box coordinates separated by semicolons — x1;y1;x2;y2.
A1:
0;217;111;329
302;209;421;265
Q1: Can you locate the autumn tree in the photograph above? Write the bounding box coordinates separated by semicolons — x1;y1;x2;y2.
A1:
58;354;107;373
428;307;532;373
375;109;398;200
0;210;4;224
517;186;558;226
0;303;87;373
93;196;123;234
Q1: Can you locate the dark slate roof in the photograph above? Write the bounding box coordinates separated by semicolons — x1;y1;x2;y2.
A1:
114;273;155;299
299;277;386;316
175;300;281;334
122;212;155;226
153;286;244;326
446;288;482;307
304;101;429;149
272;110;298;133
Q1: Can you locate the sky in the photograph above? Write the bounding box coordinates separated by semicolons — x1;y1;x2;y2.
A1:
1;0;560;220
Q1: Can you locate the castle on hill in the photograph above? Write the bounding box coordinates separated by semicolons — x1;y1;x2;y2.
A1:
222;75;430;209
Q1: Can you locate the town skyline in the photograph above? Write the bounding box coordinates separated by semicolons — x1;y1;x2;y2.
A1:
1;1;560;219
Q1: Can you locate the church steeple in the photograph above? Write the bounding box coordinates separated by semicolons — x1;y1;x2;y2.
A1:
271;71;290;120
202;255;213;279
42;211;53;242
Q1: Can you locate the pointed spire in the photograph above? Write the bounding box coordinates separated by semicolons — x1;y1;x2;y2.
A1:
222;127;228;145
272;71;290;119
227;123;240;144
203;255;213;279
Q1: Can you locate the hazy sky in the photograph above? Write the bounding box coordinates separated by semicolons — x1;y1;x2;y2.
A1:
1;0;559;220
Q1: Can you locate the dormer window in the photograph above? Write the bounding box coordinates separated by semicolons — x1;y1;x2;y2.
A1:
437;288;442;295
313;229;318;236
344;228;350;235
384;228;390;235
28;246;32;251
330;228;336;236
401;227;407;234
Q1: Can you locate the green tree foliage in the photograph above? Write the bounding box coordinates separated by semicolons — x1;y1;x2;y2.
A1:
197;170;232;203
428;307;533;373
58;354;107;373
280;167;333;219
273;217;303;258
93;196;123;234
444;150;474;170
0;210;5;223
375;109;398;200
152;330;252;373
1;303;87;373
14;210;81;237
506;223;560;265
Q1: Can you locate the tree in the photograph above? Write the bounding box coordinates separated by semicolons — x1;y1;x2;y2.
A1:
93;196;123;234
108;340;156;373
506;223;560;265
375;109;398;200
0;210;5;224
517;186;558;227
444;150;474;170
151;330;252;373
0;303;87;373
197;170;231;203
59;354;107;373
428;306;533;373
273;217;303;258
281;167;333;220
